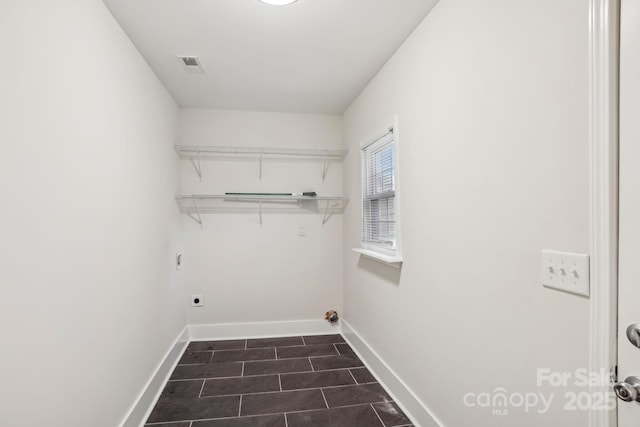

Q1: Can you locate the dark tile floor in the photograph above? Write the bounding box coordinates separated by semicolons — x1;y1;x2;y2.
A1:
145;334;414;427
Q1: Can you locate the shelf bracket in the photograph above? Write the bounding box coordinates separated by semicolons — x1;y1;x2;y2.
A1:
189;150;203;181
259;200;263;226
322;202;333;225
322;156;330;183
187;197;203;227
259;153;263;181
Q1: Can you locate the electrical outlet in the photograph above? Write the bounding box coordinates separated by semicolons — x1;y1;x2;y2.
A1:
541;250;590;297
297;224;307;236
191;295;203;307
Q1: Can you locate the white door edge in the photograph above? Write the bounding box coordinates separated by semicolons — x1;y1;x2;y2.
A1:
588;1;620;426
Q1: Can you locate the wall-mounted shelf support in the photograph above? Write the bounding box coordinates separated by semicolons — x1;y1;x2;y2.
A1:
322;156;330;183
322;202;332;225
188;197;203;226
176;194;348;226
189;149;203;181
175;145;347;181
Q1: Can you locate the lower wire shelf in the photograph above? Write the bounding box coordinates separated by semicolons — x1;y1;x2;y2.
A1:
175;194;349;226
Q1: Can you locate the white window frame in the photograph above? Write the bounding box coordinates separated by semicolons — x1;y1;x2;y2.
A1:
352;119;402;267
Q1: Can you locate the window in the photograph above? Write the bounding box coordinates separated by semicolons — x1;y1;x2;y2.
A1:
357;125;401;265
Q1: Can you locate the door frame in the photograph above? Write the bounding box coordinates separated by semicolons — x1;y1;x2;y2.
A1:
588;0;619;426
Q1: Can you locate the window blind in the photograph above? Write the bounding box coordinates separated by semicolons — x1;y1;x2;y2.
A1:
362;131;396;249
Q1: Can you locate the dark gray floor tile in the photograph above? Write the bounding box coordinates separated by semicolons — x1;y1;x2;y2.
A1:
149;335;408;427
303;334;345;345
202;375;280;397
246;336;303;348
179;351;213;365
171;362;243;380
244;358;312;376
323;383;392;408
280;369;355;390
159;380;204;400
334;343;353;355
145;423;191;427
286;404;384;427
349;367;377;384
276;344;338;359
188;340;246;351
241;389;326;416
192;414;286;427
372;402;412;426
147;395;240;423
310;353;364;371
212;348;276;363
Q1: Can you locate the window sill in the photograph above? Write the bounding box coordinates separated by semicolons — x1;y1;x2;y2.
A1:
352;248;403;268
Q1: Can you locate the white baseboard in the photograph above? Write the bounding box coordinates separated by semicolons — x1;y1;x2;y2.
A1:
119;326;190;427
189;319;340;341
341;319;443;427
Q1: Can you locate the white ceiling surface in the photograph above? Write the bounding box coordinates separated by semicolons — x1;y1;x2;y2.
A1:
103;0;439;114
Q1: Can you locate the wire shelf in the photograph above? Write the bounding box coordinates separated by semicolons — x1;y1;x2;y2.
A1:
175;194;348;226
175;145;347;159
175;145;348;181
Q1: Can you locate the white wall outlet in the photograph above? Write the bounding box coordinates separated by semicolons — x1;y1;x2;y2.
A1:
191;295;203;307
176;252;183;271
297;224;307;237
541;250;590;297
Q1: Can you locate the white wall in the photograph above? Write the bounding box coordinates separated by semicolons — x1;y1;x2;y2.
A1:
0;1;184;426
179;110;344;325
342;0;590;426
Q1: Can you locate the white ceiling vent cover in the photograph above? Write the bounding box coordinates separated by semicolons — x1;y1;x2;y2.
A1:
177;56;205;74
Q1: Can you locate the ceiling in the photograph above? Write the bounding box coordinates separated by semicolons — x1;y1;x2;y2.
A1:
103;0;439;114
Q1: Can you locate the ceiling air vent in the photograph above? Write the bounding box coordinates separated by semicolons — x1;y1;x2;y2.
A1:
177;56;205;74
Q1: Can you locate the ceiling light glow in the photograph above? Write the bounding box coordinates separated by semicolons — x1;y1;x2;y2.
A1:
258;0;298;5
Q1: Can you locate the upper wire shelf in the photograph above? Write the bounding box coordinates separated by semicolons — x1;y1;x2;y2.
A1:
175;145;348;158
175;145;348;181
